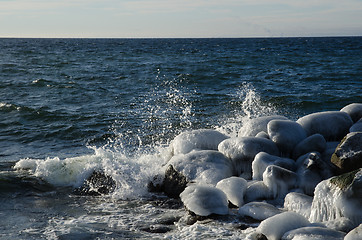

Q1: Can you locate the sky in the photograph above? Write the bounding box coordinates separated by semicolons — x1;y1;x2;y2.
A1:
1;0;362;38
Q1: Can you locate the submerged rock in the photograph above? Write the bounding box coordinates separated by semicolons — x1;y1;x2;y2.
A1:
74;171;116;196
331;132;362;173
340;103;362;123
296;111;353;141
180;184;229;217
309;169;362;227
218;137;279;178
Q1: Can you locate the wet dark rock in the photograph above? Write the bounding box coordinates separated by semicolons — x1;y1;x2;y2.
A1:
140;225;173;233
74;171;116;196
163;165;189;199
331;132;362;174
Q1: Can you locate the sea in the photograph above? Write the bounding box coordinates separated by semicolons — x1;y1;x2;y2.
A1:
0;37;361;239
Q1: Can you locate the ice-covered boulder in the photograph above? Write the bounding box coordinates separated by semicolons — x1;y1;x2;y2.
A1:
263;165;298;199
284;192;313;219
255;131;269;139
238;201;283;221
218;137;279;178
281;226;346;240
257;212;310;240
296;111;353;141
267;119;307;156
292;133;326;160
170;129;229;155
331;132;362;173
163;150;234;197
252;152;295;180
215;176;247;207
323;217;354;232
345;223;362;240
244;180;272;203
296;152;334;195
239;115;288;137
309;169;362;227
350;118;362;132
180;184;229;217
341;103;362;123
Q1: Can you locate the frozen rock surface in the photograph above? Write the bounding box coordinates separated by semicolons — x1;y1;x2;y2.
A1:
216;176;247;207
284;192;312;219
252;152;295;180
331;132;362;173
350;118;362;132
257;212;310;240
292;133;326;159
263;165;298;199
218;137;279;178
340;103;362;122
180;185;229;217
344;223;362;240
296;111;353;141
239;115;288;137
267;119;307;156
309;169;362;227
238;201;283;221
244;181;272;203
282;226;346;240
170;129;229;155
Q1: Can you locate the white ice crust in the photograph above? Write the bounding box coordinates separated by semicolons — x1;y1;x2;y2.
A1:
216;176;247;207
180;184;229;216
238;201;283;221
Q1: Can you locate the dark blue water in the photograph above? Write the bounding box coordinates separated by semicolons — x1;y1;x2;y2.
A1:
0;37;361;239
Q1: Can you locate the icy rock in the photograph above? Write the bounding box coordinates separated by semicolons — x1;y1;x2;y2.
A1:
340;103;362;123
296;111;353;141
255;131;269;139
323;217;354;232
282;226;346;240
344;223;362;240
239;115;289;137
244;181;272;203
218;137;279;178
331;132;362;173
350;118;362;132
297;152;334;195
180;184;229;217
165;150;233;195
257;212;310;240
322;142;340;168
292;133;326;160
267;120;307;156
263;165;298;199
252;152;296;180
170;129;229;155
309;169;362;227
74;171;116;196
216;176;247;207
284;192;312;219
238;201;283;221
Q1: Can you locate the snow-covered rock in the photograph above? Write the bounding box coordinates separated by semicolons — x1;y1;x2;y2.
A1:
238;115;288;137
284;192;313;219
323;217;354;232
331;132;362;173
218;137;279;178
180;184;229;217
257;212;310;240
216;176;247;207
282;226;346;240
309;169;362;227
340;103;362;123
263;165;298;199
267;119;307;156
244;181;272;203
296;111;353;141
292;133;326;160
350;118;362;132
344;223;362;240
252;152;295;180
170;129;229;155
238;201;283;221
